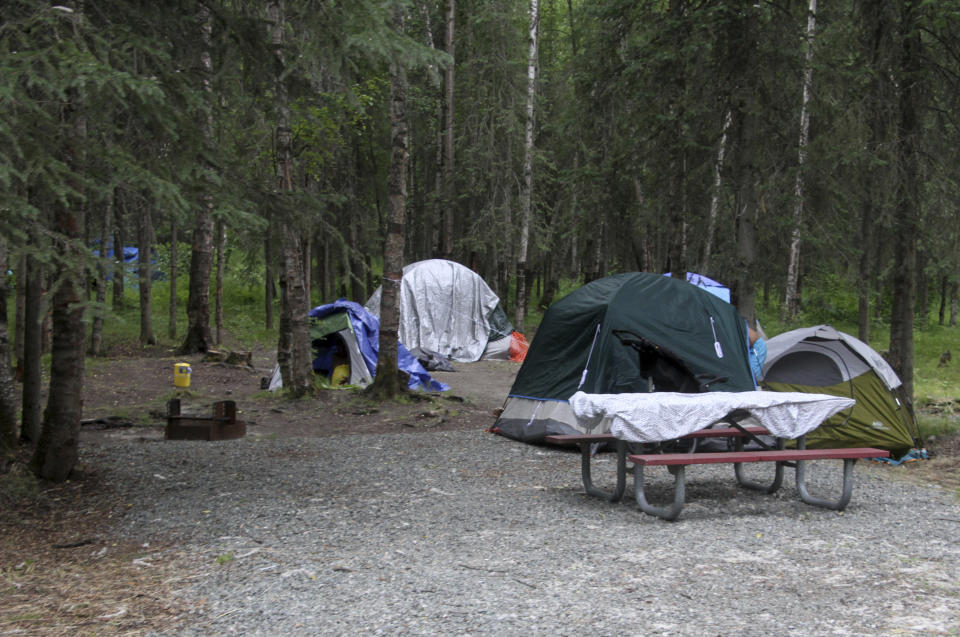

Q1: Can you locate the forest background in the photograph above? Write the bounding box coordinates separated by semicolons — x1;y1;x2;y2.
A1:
2;0;960;482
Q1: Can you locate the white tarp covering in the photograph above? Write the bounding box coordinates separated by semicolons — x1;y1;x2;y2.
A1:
568;390;856;443
365;259;504;362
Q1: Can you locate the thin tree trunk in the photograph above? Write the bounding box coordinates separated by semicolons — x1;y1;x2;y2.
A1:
887;1;921;402
270;0;312;396
783;0;818;321
702;109;731;273
168;217;178;339
416;0;441;261
20;247;44;443
917;252;929;328
735;190;758;324
179;6;216;354
349;217;365;301
40;270;52;355
138;199;156;345
89;189;113;355
938;274;947;326
856;1;888;345
950;280;958;327
215;218;225;346
14;252;25;372
265;215;275;330
857;204;873;343
515;0;540;331
112;223;124;310
320;233;330;304
180;210;215;353
302;234;311;308
368;8;409;400
441;0;456;259
0;237;18;470
277;229;312;395
730;99;758;323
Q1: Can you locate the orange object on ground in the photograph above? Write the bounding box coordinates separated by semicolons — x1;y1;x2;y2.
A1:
509;332;529;362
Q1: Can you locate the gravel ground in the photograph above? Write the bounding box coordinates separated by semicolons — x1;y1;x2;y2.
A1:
81;430;960;636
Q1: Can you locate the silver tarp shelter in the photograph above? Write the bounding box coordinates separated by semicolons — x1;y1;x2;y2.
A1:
365;259;514;363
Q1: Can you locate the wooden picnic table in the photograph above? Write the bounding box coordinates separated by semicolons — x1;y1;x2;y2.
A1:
545;410;889;521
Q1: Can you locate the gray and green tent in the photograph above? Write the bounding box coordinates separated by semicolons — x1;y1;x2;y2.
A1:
493;272;756;442
760;325;920;456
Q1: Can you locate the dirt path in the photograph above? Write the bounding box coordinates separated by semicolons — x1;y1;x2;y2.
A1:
77;347;959;490
79;349;520;441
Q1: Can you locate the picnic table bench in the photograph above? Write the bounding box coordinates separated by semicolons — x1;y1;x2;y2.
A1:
629;441;889;520
546;419;889;521
545;417;771;503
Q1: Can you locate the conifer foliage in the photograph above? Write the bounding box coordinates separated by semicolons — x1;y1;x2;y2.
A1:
3;0;960;478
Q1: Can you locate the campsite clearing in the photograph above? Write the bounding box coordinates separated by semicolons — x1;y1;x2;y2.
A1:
18;337;960;488
40;338;960;485
2;344;959;634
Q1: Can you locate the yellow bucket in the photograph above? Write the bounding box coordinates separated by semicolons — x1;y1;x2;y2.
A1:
174;363;192;388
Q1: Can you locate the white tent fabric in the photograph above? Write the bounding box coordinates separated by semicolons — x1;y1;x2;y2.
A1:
568;390;855;443
481;334;513;360
762;325;902;391
365;259;505;363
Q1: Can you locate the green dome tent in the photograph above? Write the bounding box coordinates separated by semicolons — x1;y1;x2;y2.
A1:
493;272;755;442
760;325;920;456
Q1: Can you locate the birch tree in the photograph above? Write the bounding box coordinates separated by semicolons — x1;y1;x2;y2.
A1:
442;0;456;259
515;0;540;331
702;110;732;273
782;0;818;321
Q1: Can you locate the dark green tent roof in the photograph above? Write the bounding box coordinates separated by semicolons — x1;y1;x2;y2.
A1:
508;273;754;400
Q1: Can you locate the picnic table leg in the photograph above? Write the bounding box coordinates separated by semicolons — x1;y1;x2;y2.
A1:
733;437;785;494
580;439;627;502
633;464;686;521
794;438;856;510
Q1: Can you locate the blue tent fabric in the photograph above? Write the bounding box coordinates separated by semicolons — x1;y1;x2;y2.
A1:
309;300;449;392
663;272;731;303
870;448;929;465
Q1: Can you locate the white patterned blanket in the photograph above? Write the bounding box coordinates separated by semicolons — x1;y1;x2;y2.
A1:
568;391;855;443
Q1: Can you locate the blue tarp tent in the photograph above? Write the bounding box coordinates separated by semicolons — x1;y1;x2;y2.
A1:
92;244;164;282
308;300;448;392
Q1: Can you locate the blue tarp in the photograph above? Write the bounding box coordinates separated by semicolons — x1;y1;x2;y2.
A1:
308;300;449;392
92;244;164;282
870;448;929;465
663;272;731;303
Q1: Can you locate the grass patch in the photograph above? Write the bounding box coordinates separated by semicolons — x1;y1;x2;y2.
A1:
916;414;960;438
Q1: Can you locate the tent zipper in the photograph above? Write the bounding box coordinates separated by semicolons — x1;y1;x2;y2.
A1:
710;316;724;358
578;323;602;389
